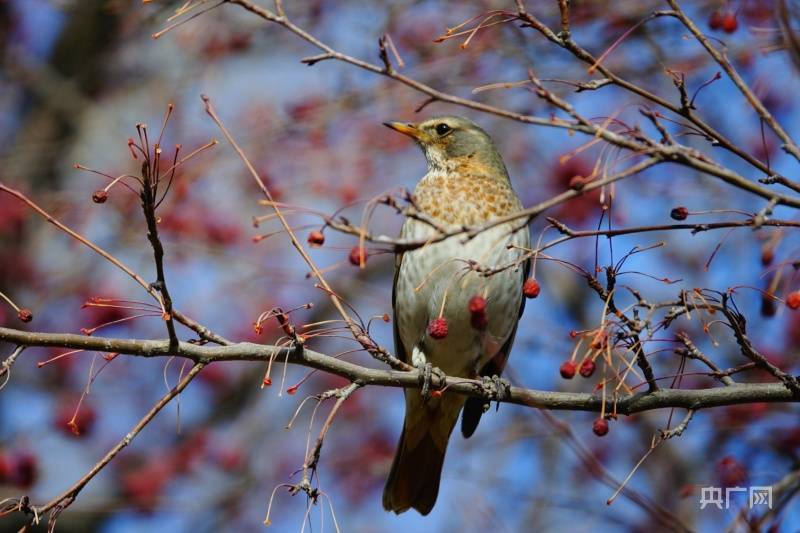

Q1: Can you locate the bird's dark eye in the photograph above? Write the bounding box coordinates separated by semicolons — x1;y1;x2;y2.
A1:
435;123;451;136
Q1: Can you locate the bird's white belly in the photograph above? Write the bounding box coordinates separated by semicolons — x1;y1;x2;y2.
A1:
394;218;529;376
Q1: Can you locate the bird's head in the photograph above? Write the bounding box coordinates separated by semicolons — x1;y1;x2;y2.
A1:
383;116;507;177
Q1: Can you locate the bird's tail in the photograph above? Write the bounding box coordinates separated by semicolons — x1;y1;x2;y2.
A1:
382;395;463;515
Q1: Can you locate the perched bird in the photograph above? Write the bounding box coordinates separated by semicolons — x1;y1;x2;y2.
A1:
382;116;530;515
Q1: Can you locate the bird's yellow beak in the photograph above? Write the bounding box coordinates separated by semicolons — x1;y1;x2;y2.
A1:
383;121;423;140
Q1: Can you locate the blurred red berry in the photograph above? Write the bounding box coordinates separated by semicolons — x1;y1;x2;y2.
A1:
709;9;724;29
0;453;9;482
10;452;38;489
717;455;747;487
592;418;609;436
761;293;777;317
721;12;738;33
579;359;597;378
428;317;449;339
468;295;487;315
92;190;108;204
670;206;689;221
786;291;800;310
348;246;367;266
55;400;96;437
307;230;325;247
560;361;577;379
523;278;541;298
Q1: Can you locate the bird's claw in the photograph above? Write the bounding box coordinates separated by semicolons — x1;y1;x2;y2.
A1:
418;363;446;401
481;375;510;409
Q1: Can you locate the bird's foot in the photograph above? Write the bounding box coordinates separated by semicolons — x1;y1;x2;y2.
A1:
418;362;446;402
480;375;511;409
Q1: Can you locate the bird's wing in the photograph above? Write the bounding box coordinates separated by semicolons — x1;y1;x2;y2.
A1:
392;249;409;364
461;254;530;438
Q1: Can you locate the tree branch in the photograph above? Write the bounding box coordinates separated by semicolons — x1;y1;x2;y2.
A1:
1;327;797;414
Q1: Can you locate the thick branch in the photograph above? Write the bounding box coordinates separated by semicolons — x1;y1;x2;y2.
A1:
2;327;797;414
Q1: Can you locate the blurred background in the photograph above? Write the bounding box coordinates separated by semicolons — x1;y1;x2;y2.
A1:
1;0;800;531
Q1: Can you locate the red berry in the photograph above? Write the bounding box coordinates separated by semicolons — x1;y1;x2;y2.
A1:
55;401;96;437
709;9;723;30
468;295;487;315
10;452;38;489
721;13;738;33
559;361;577;379
579;359;596;378
470;312;488;330
523;278;541;298
786;291;800;310
307;230;325;247
0;453;9;483
92;190;108;204
592;417;609;436
427;317;449;339
670;206;689;221
348;246;367;266
17;308;33;323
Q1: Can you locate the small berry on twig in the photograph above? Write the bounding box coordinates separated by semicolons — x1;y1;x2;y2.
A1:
670;206;689;221
560;361;577;379
92;190;108;204
428;317;449;339
349;246;367;267
307;230;325;247
579;359;596;378
17;309;33;323
592;417;609;436
523;278;541;299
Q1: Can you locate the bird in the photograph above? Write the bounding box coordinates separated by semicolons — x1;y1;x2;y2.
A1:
382;116;530;515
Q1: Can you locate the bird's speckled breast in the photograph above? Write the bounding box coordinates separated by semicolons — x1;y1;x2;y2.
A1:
394;168;529;377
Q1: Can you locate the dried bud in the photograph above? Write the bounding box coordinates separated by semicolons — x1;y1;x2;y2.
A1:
348;246;367;266
17;309;33;323
92;190;108;204
786;291;800;310
592;417;609;436
579;359;596;378
568;175;585;191
468;295;487;315
761;293;777;317
670;206;689;221
523;278;541;298
761;247;775;266
307;230;325;247
559;361;577;379
427;317;449;339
